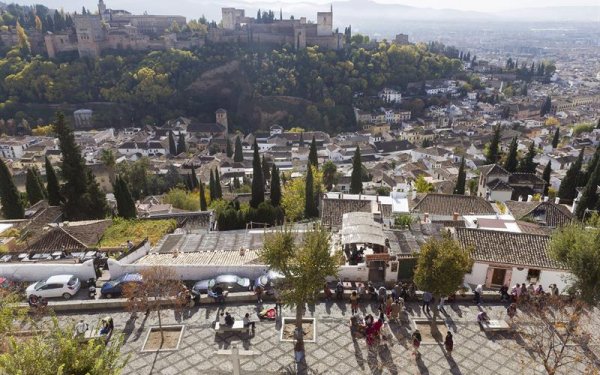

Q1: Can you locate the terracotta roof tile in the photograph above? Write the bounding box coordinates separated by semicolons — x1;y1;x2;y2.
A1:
411;194;496;216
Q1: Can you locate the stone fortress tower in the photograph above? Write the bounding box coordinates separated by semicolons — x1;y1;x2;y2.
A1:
215;109;228;135
317;6;333;36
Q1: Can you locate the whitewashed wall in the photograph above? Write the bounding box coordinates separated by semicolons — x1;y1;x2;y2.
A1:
0;259;96;282
463;262;488;285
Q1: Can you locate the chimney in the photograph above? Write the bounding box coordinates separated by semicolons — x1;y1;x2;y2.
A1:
424;212;430;223
555;197;560;204
543;196;549;202
527;195;533;202
452;212;459;221
412;189;417;200
572;198;578;214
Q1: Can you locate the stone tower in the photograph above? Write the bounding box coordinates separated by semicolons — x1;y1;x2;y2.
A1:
317;9;333;36
215;109;228;135
98;0;107;20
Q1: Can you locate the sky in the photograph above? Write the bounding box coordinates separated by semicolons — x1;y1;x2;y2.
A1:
262;0;600;12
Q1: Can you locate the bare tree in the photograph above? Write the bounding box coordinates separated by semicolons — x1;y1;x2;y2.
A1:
515;296;598;374
123;266;188;345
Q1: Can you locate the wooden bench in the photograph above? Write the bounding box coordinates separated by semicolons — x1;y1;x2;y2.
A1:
215;320;249;334
480;319;510;332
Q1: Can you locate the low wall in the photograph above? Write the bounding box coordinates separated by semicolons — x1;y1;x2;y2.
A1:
0;259;96;282
107;259;268;281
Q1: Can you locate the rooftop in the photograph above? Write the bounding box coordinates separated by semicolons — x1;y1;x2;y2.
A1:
412;193;496;216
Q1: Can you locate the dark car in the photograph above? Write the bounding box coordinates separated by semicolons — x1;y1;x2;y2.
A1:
191;274;251;295
254;271;284;294
101;273;142;298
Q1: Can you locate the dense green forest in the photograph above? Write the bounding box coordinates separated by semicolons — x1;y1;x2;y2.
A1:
0;38;463;133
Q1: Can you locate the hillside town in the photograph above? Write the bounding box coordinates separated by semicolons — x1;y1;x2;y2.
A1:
0;1;600;374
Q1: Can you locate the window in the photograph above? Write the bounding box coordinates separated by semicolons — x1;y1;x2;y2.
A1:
527;269;541;282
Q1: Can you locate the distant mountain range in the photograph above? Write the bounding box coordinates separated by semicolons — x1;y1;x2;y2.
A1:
5;0;599;26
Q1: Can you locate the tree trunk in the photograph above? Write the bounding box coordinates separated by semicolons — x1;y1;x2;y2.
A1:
157;303;164;346
295;304;305;352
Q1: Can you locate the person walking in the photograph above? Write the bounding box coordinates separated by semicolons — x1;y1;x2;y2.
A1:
378;286;387;305
474;284;483;305
350;290;359;315
243;313;256;332
255;285;263;304
422;291;432;314
324;283;333;301
438;296;447;314
274;289;283;315
444;331;454;354
385;294;393;316
390;299;401;322
412;329;422;357
336;280;344;301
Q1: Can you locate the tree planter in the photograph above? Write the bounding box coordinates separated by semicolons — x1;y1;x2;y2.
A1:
280;317;316;343
141;325;184;352
412;318;447;344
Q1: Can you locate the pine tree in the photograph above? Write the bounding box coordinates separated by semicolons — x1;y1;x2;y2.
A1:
234;136;244;162
542;161;552;196
261;156;270;187
453;157;466;195
226;137;233;158
214;168;223;199
209;169;216;201
177;133;186;155
190;165;199;190
575;160;600;220
113;175;136;219
304;164;318;218
168;131;177;156
0;158;24;219
518;142;537;173
250;140;264;208
350;146;363;194
199;179;207;211
552;127;560;148
485;126;501;164
503;136;519;172
558;148;584;202
308;136;318;168
270;164;281;207
26;168;45;205
45;157;61;205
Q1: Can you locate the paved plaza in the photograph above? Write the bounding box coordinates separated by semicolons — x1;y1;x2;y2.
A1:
53;301;598;375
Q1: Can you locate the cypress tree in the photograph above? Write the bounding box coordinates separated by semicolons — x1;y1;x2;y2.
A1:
558;148;584;202
233;177;241;190
350;146;363;194
55;111;105;220
209;169;216;201
234;136;244;162
31;166;47;198
453;157;466;195
518;142;537;173
584;144;600;185
168;130;177;156
308;136;318;168
261;156;270;187
575;160;600;220
214;168;223;199
485;125;501;164
270;164;281;207
199;180;208;211
540;96;552;116
552;127;560;148
542;161;552;196
45;156;62;205
226;137;233;158
190;165;199;190
0;158;24;219
114;175;136;219
250;140;264;208
177;132;186;155
299;132;304;147
84;169;108;219
304;164;318;218
503;136;518;172
26;168;45;205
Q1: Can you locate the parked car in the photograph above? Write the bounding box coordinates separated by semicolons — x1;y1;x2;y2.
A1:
192;274;251;295
254;270;285;294
101;273;143;298
26;275;81;300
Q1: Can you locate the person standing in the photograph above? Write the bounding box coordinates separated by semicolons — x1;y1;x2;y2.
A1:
350;290;359;315
243;313;255;332
378;286;387;305
385;294;393;316
255;285;263;304
422;291;432;314
438;295;447;314
336;280;344;301
390;299;401;322
444;331;454;354
412;329;422;357
474;284;483;305
324;283;333;301
273;289;283;315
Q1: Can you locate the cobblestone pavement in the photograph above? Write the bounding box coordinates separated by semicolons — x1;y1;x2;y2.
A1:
53;301;597;375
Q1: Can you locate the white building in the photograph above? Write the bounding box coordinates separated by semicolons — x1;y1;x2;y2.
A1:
457;227;571;291
73;109;93;128
378;88;402;104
